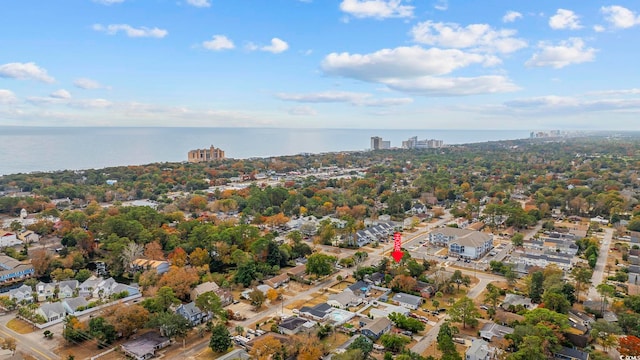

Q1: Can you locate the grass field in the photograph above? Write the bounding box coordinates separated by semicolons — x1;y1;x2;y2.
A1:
6;318;34;334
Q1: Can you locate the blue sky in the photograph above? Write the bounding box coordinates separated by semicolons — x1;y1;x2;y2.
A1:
1;0;640;129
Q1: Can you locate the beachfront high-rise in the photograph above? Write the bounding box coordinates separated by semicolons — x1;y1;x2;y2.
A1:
188;145;225;163
370;136;391;150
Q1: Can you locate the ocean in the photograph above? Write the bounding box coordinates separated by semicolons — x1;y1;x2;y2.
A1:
0;127;531;175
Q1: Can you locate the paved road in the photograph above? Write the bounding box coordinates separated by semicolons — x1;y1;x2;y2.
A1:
587;228;614;301
0;314;59;360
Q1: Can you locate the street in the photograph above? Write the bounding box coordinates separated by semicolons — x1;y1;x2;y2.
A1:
586;228;614;301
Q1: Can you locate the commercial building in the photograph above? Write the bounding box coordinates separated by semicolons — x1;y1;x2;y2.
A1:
428;228;493;259
187;145;225;163
401;136;443;149
0;255;34;284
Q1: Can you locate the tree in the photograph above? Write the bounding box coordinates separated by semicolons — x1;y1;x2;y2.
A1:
155;286;180;311
31;248;52;277
391;275;417;293
88;317;117;347
511;233;524;247
234;261;257;287
306;253;336;277
448;297;480;329
51;268;75;281
189;247;210;267
619;335;640;356
437;321;461;360
528;271;544;303
542;292;570;314
121;241;143;270
249;334;281;360
195;291;223;320
380;334;411;353
591;319;622;349
298;335;325;360
75;269;92;282
266;288;279;303
484;283;501;311
144;241;164;260
168;247;188;267
348;336;373;357
388;312;425;333
570;265;593;303
249;289;266;310
596;283;616;314
147;312;190;339
157;266;199;299
102;304;149;338
209;323;232;353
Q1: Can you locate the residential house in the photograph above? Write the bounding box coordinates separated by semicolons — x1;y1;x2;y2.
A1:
299;303;333;321
241;284;272;300
263;273;290;289
0;255;34;284
369;303;410;319
214;288;234;307
190;281;219;301
37;302;66;323
327;291;362;309
360;317;392;340
501;294;534;311
567;310;594;335
121;332;171;360
554;347;590;360
79;276;101;297
406;203;427;215
278;316;309;335
466;339;495;360
131;258;170;275
0;233;21;247
480;322;514;342
391;292;423;310
346;281;371;297
9;284;34;303
364;272;385;286
215;349;250;360
62;297;89;315
428;228;493;259
629;249;639;266
17;230;39;244
92;277;139;299
287;264;307;278
36;282;56;302
175;302;211;326
629;265;640;286
58;280;79;299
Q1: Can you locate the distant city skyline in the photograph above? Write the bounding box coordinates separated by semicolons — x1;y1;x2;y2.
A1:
1;1;640;129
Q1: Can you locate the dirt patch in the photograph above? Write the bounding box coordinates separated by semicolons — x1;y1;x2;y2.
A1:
6;318;35;334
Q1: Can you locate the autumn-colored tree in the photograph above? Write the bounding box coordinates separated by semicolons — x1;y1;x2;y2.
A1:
157;266;199;299
189;247;210;267
168;247;187;267
249;335;281;360
266;288;279;303
265;212;290;228
31;248;52;277
188;195;208;212
103;304;149;338
391;275;417;293
144;241;165;260
296;335;324;360
619;335;640;356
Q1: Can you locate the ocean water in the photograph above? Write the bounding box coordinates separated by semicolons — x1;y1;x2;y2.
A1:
0;127;530;175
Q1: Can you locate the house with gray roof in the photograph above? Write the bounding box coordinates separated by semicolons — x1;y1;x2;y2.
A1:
36;282;55;302
37;302;66;323
501;294;534;311
215;349;250;360
175;302;210;326
58;280;79;299
360;317;391;340
9;284;33;303
391;292;423;310
346;281;370;297
62;296;89;315
121;332;170;360
466;338;496;360
327;291;362;309
190;281;219;301
278;316;309;335
299;303;333;321
429;228;493;259
480;322;514;342
629;265;640;286
554;346;590;360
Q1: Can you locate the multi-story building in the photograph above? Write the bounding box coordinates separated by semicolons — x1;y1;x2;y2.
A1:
370;137;390;150
401;136;443;149
428;227;493;259
187;145;225;163
0;255;34;284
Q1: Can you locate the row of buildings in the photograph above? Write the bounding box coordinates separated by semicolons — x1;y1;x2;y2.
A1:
187;145;225;163
370;136;444;151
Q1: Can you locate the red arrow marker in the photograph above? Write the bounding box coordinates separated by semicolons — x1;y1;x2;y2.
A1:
392;232;403;263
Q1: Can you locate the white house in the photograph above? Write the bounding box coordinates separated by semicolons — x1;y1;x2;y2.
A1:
0;233;21;247
391;293;423;310
36;282;56;302
429;227;493;259
37;302;66;323
466;338;497;360
9;284;34;303
62;296;89;315
58;280;79;299
327;291;362;309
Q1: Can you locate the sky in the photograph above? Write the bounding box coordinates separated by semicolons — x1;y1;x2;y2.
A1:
1;0;640;130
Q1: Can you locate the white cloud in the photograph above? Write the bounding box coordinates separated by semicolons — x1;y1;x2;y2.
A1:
382;75;519;96
0;62;55;83
601;5;640;29
261;38;289;53
321;46;517;96
504;95;640;113
74;78;106;90
411;21;527;53
202;35;235;51
549;9;582;30
502;11;523;23
587;88;640;96
50;89;71;99
593;25;605;32
93;0;124;4
276;91;413;106
288;106;317;116
186;0;210;7
0;89;17;104
92;24;168;38
434;0;448;11
526;38;596;69
339;0;414;19
322;46;496;80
